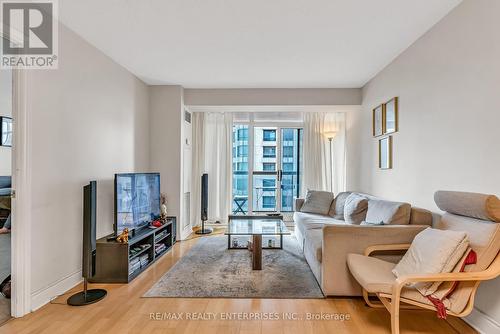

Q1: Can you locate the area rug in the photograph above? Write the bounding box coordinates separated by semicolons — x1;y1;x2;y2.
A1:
143;235;324;299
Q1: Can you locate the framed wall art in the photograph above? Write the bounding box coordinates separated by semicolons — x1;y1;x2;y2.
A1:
372;104;384;137
384;97;398;134
379;136;392;169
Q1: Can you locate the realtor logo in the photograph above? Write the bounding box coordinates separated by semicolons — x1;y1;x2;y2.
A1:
1;0;58;69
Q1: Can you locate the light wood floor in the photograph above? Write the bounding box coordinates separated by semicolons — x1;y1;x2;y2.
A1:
0;235;476;334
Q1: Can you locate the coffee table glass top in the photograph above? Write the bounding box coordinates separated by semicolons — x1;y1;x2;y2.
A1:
225;219;290;235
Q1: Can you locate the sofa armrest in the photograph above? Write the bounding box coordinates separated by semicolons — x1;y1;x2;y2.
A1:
320;224;427;296
295;198;305;212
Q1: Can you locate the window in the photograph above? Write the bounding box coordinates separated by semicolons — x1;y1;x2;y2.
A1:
262;163;275;171
263;146;276;157
237;128;248;141
235;177;247;191
262;196;276;208
283;163;294;172
263;129;276;141
283;146;294;158
262;179;276;188
282;129;294;141
235;162;248;171
237;145;248;157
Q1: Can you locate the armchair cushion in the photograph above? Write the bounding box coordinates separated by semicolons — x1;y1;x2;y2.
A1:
347;253;395;294
347;252;473;315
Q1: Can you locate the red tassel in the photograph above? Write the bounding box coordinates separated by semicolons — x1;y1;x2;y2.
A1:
464;250;477;266
426;249;477;319
427;295;448;319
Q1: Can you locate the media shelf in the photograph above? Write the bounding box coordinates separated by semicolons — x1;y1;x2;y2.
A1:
90;216;176;283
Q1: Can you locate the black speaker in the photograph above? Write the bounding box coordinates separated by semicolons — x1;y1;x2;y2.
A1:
82;181;97;279
201;173;208;221
67;181;107;306
196;173;212;234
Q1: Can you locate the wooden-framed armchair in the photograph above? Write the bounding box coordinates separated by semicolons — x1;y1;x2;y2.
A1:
347;191;500;334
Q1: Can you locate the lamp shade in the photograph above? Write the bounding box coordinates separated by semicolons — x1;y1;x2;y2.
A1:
324;131;337;140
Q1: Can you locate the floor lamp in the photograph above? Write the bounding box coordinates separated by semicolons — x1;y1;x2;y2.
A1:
324;131;337;193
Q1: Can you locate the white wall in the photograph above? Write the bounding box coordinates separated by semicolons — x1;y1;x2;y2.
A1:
0;70;12;176
149;86;191;240
27;23;150;309
355;0;500;332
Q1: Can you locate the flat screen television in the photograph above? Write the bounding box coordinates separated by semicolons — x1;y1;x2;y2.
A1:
114;173;161;235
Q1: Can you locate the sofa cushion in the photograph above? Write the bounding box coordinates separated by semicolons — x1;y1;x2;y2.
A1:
300;190;334;215
365;199;411;225
343;193;368;224
329;191;352;219
392;227;469;296
305;229;323;263
293;211;346;247
293;211;342;228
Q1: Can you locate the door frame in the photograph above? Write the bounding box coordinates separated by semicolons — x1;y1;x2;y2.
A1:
11;68;31;317
1;28;33;317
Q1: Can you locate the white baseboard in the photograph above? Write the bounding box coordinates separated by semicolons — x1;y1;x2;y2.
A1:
30;270;83;312
465;308;500;334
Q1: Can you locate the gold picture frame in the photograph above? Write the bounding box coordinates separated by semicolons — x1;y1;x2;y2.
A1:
372;104;385;137
379;136;393;169
384;97;398;134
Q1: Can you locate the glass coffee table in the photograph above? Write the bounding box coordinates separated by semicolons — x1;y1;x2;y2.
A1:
225;218;290;270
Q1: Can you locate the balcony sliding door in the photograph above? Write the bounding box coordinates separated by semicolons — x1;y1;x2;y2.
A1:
232;125;302;214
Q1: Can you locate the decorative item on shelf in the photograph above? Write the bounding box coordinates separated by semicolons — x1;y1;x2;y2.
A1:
372;104;385;137
379;136;393;169
323;131;337;192
151;220;162;228
232;238;239;248
384;97;398;134
116;228;129;243
160;193;168;219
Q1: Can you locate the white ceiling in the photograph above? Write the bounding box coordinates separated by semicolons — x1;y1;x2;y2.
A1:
59;0;462;88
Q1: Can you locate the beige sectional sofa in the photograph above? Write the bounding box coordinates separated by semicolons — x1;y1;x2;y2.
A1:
294;192;433;296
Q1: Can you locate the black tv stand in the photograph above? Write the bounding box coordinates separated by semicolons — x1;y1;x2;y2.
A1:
90;216;176;283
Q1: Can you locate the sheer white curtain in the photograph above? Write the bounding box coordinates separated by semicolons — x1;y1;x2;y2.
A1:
302;112;346;195
191;112;233;225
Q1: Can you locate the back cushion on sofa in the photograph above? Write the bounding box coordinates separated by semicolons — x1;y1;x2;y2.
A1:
300;190;334;215
365;199;411;225
329;191;352;218
343;193;368;224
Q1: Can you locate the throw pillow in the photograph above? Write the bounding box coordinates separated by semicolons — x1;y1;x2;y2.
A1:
329;191;352;219
343;193;368;224
392;227;469;296
300;190;334;216
365;199;411;225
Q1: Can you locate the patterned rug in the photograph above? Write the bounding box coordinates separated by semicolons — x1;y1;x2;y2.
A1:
143;235;323;299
